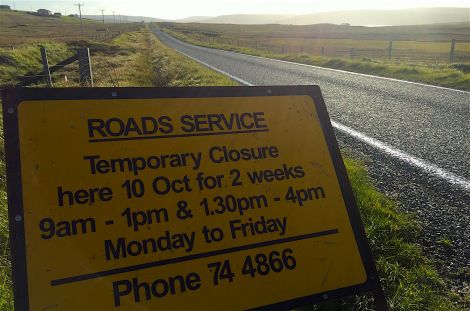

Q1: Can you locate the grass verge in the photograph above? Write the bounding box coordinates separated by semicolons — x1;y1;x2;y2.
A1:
0;108;10;310
127;29;236;87
0;42;73;86
338;158;461;310
160;27;470;91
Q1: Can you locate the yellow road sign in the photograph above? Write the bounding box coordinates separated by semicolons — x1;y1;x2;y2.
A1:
3;86;380;310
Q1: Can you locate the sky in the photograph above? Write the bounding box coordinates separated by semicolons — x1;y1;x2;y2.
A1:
2;0;469;19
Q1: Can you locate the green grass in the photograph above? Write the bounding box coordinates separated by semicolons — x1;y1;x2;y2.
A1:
0;106;11;310
85;28;236;87
450;267;470;305
0;42;73;85
160;26;470;91
341;159;460;310
138;29;236;87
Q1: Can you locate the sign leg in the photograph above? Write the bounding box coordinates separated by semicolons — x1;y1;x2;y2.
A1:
373;287;389;311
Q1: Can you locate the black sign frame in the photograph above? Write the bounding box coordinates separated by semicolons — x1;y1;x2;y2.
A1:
2;85;384;310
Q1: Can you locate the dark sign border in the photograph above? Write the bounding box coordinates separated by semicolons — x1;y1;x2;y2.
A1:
2;86;381;310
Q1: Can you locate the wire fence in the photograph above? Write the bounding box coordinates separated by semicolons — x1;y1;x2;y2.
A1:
192;34;470;64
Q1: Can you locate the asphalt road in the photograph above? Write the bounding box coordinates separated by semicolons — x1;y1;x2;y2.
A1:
152;28;470;283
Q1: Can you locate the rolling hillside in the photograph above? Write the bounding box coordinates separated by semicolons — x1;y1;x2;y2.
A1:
178;7;469;25
279;7;470;26
81;7;470;26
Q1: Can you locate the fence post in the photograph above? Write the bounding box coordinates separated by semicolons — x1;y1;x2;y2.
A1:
449;39;456;63
388;41;393;59
300;46;303;55
350;48;355;58
77;48;93;86
321;47;325;56
40;47;53;87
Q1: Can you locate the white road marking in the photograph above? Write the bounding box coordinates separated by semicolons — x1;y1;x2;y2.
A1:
332;121;470;192
171;37;470;192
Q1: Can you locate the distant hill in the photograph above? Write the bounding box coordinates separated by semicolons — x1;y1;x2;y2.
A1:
200;14;296;25
278;7;470;26
174;16;212;23
83;15;166;23
73;7;470;26
178;7;469;26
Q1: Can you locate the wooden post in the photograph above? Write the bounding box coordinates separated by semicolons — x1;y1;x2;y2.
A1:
77;48;93;86
282;44;285;54
449;39;456;63
350;48;355;58
388;41;393;59
40;47;53;87
321;47;325;56
300;46;303;55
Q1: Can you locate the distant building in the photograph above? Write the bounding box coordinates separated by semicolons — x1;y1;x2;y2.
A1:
53;12;62;17
0;5;11;10
37;9;52;16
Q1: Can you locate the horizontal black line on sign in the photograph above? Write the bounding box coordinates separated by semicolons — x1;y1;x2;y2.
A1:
50;228;339;286
89;128;270;143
